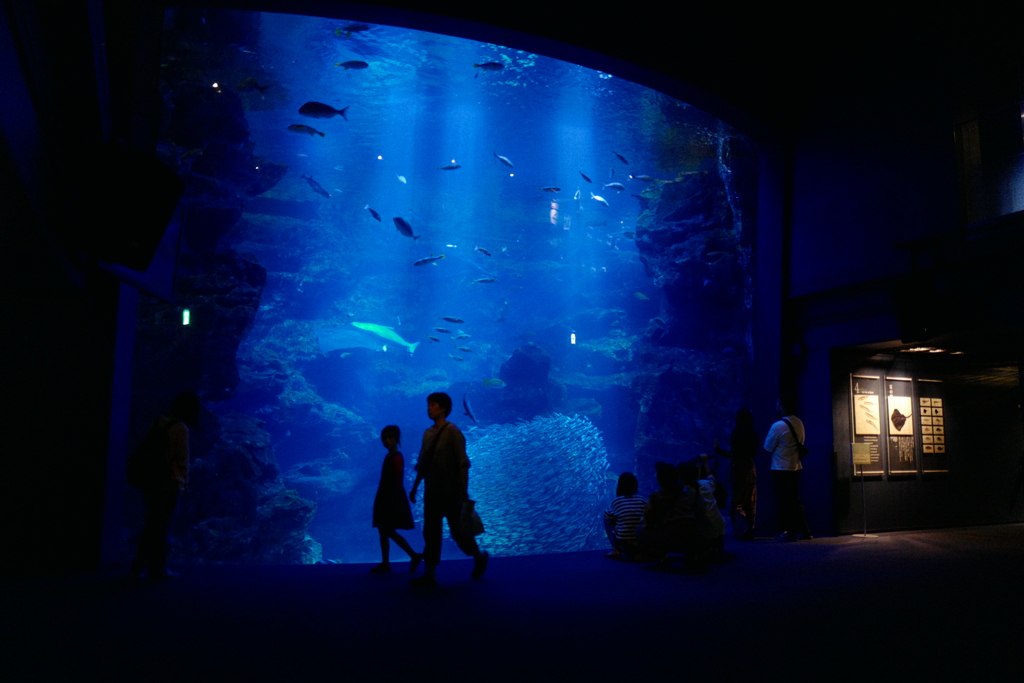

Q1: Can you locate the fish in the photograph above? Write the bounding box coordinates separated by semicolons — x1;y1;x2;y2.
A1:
539;187;560;193
579;171;592;183
364;205;381;221
298;102;349;120
630;174;655;182
336;23;370;37
315;326;388;354
335;60;368;69
457;347;473;353
393;217;419;240
301;174;330;198
891;409;910;432
622;231;636;239
434;327;452;334
634;292;650;300
237;78;271;94
453;334;471;340
350;322;420;354
437;164;462;170
613;151;629;165
426;336;441;343
441;317;465;323
474;246;491;256
590;192;609;206
463;394;477;423
483;378;506;388
449;354;464;361
603;182;625;191
396;175;407;184
493;153;513;168
413;254;446;267
473;278;496;284
288;124;324;137
474;62;504;77
573;190;581;201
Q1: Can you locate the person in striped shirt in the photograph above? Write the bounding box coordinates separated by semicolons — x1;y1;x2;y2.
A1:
603;472;647;560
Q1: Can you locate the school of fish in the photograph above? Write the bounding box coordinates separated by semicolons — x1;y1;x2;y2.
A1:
455;414;611;557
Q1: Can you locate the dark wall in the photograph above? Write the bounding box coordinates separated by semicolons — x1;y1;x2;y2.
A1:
788;33;961;297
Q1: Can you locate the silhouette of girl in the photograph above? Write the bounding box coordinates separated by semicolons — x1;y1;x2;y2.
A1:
371;425;423;573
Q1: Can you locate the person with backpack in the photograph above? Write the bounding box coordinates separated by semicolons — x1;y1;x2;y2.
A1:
763;398;811;542
129;391;200;581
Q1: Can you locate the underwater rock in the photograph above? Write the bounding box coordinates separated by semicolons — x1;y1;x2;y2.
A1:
459;414;611;556
164;82;250;150
161;82;287;251
492;343;566;420
630;346;748;492
281;455;358;503
265;373;376;468
629;158;755;491
501;342;551;384
635;170;751;352
133;249;265;404
281;455;362;563
133;411;322;565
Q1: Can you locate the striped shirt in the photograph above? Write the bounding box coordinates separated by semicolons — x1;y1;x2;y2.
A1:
604;494;648;540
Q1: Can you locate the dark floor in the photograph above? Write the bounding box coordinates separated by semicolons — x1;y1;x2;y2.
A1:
4;525;1023;681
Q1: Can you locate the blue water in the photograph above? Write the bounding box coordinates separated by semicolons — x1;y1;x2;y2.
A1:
156;10;750;564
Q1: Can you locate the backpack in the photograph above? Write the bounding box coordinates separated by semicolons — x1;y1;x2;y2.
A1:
782;418;810;460
126;418;177;488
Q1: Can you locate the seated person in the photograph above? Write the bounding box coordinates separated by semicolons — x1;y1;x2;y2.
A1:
690;455;727;554
603;472;647;560
637;462;698;562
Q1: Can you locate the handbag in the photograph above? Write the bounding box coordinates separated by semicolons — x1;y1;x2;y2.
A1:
460;499;485;536
781;418;810;460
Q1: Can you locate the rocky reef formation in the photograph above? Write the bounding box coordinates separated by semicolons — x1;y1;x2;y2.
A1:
492;343;566;421
177;412;320;564
630;142;756;488
123;412;321;564
129;252;321;563
133;250;266;415
125;13;319;564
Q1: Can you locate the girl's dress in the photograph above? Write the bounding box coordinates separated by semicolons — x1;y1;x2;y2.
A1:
372;451;415;530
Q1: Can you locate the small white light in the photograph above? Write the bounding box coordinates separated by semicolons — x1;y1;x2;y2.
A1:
451;159;456;164
377;155;383;160
509;173;514;177
182;309;190;326
211;82;219;88
570;333;576;345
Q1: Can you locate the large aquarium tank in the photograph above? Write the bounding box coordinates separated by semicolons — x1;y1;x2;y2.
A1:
126;8;758;565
